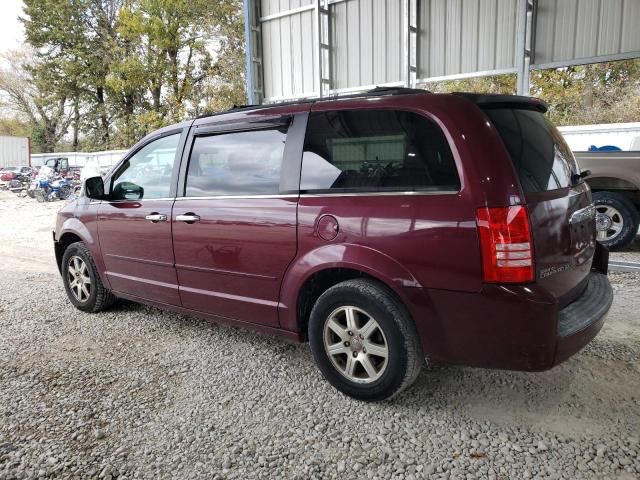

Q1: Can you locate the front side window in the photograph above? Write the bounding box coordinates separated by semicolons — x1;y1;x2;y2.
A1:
301;110;460;193
111;133;180;200
185;129;287;197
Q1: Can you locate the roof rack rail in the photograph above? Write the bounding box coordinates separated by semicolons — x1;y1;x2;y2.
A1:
230;103;260;110
195;103;263;119
194;87;431;121
365;86;430;96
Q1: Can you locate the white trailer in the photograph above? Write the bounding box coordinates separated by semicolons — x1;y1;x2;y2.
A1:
0;136;30;168
30;149;127;170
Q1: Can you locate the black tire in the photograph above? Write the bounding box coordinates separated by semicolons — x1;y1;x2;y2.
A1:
592;191;640;251
308;279;423;401
61;241;116;312
59;184;72;200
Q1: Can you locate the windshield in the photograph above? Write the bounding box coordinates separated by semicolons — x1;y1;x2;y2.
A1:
484;108;579;193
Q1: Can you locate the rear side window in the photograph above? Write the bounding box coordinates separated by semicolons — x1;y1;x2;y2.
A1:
301;110;459;193
484;108;579;193
185;129;287;197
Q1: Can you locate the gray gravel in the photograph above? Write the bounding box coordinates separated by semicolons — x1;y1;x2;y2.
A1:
1;192;640;480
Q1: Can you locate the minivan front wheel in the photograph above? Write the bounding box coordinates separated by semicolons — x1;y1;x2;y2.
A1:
309;279;423;401
61;241;116;312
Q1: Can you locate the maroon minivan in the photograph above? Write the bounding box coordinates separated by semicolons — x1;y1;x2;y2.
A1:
54;88;612;401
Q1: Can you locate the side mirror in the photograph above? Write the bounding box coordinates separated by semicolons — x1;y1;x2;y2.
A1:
112;181;144;200
84;176;105;199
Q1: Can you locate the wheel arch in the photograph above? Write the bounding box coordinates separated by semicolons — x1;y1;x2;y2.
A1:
54;231;83;273
54;219;109;288
586;176;640;192
279;244;423;339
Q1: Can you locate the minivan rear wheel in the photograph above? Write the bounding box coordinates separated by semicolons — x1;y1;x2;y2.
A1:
308;279;423;401
61;241;116;312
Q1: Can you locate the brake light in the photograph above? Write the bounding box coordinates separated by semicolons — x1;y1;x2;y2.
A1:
476;205;534;283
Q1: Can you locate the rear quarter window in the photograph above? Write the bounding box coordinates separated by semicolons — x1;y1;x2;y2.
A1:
301;109;460;193
484;108;579;193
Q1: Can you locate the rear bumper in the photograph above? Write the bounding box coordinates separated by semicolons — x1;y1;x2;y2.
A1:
411;272;612;371
554;272;612;365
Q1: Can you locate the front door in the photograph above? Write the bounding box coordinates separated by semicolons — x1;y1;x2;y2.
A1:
172;119;300;327
98;132;183;305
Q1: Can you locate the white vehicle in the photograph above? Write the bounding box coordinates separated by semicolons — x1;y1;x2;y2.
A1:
559;123;640;251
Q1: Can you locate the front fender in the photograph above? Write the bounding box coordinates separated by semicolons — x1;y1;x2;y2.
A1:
278;243;421;332
55;204;111;289
58;217;96;248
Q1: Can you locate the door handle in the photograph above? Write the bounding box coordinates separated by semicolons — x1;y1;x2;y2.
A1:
145;213;167;223
176;213;200;223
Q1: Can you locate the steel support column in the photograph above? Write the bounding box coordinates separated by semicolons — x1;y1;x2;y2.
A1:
243;0;263;104
516;0;535;96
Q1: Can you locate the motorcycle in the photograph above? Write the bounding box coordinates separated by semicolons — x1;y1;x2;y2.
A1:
8;178;30;196
34;177;75;202
26;178;40;199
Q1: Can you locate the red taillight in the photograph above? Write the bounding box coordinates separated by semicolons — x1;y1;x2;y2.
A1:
476;205;534;283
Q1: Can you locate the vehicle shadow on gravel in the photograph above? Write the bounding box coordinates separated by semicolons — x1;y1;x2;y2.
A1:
394;353;640;439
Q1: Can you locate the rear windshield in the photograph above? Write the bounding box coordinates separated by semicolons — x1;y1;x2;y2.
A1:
484;108;579;193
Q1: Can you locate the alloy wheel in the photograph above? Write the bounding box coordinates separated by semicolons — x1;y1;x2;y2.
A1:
595;205;624;241
67;256;91;303
323;306;389;384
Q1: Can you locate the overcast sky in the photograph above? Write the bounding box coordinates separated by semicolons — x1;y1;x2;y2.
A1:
0;0;25;55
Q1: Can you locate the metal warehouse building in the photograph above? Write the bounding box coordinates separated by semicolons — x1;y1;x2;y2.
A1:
243;0;640;103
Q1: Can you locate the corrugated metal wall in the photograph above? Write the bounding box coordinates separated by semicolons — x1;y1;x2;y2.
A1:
260;0;317;101
253;0;640;102
533;0;640;68
330;0;406;90
417;0;519;78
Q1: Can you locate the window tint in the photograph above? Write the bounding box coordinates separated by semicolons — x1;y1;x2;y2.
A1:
484;108;579;193
111;133;180;200
301;110;459;193
185;129;286;197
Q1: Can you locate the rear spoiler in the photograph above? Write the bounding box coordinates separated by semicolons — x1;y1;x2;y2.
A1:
452;92;548;113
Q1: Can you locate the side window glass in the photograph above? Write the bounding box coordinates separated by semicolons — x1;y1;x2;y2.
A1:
300;110;460;193
60;159;69;170
185;128;287;197
111;133;180;200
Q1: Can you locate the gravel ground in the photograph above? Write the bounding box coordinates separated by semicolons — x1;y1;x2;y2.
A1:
0;191;639;480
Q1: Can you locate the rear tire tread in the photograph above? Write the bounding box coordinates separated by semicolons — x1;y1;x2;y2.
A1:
309;279;423;401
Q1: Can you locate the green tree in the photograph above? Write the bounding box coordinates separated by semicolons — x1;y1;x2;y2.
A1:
22;0;125;149
531;60;640;125
0;50;73;152
423;59;640;126
113;0;244;119
0;116;31;138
